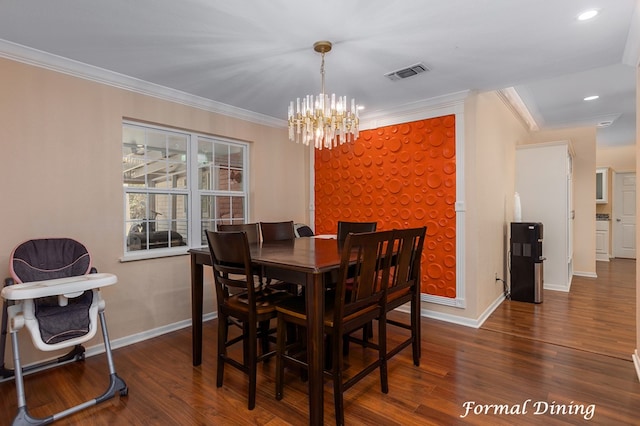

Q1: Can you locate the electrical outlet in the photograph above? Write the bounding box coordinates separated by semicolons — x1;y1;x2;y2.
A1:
495;273;500;282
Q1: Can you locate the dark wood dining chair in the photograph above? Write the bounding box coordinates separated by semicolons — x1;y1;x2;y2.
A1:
260;221;299;294
294;223;314;237
260;221;296;242
385;226;426;366
218;223;260;244
337;220;377;241
275;230;394;426
217;223;268;291
205;230;291;410
335;221;378;347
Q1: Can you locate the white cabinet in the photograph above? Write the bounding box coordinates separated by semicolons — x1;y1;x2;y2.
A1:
516;141;573;291
596;168;608;204
595;220;610;261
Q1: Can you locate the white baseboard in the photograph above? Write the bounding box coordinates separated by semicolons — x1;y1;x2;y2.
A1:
85;312;217;358
544;283;571;292
633;350;640;382
573;271;598;278
420;293;505;329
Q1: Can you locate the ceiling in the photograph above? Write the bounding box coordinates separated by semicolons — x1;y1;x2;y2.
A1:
0;0;637;147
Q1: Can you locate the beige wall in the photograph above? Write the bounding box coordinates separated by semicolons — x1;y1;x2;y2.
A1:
526;127;597;277
425;91;529;321
636;65;640;370
597;145;637;172
0;58;309;364
596;146;636;217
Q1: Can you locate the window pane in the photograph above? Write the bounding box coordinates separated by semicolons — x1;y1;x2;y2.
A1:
215;195;245;222
200;221;216;246
198;139;214;190
122;125;189;190
229;145;244;168
215;144;229;191
123;126;149;187
198;165;212;191
167;134;188;189
126;193;189;252
201;195;214;220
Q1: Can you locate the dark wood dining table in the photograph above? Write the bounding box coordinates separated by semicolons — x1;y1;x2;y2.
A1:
188;236;342;426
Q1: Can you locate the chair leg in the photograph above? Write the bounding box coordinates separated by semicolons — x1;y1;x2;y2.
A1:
96;310;128;401
412;294;421;366
275;315;286;400
1;297;12;378
259;320;270;358
10;330;55;425
242;322;250;366
378;315;389;395
217;314;228;388
333;332;345;426
247;322;257;410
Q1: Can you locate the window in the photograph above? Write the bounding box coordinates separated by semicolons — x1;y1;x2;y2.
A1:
122;122;248;258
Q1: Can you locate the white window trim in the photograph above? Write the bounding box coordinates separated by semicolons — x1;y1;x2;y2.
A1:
121;121;249;262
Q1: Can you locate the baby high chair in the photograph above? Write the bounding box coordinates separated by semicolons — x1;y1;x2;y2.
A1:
0;238;127;425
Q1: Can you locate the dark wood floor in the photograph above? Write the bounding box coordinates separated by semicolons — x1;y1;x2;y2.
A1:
1;259;638;425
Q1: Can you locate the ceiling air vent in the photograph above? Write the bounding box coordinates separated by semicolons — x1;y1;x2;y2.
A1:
384;63;430;81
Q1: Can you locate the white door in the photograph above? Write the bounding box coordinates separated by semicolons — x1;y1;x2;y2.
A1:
613;172;636;259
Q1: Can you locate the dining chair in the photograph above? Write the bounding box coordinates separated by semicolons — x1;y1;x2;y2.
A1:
205;230;291;410
260;221;296;242
218;223;260;244
335;221;378;347
294;223;314;237
275;230;394;426
336;220;377;241
259;221;299;294
385;226;426;366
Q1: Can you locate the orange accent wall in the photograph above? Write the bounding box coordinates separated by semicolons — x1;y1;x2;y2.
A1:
314;115;456;298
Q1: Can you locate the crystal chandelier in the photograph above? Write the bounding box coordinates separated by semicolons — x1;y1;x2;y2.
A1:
288;41;359;149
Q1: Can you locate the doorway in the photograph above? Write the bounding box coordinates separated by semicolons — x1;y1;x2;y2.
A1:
612;172;636;259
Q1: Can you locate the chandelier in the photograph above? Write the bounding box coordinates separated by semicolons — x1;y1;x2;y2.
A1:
288;41;359;149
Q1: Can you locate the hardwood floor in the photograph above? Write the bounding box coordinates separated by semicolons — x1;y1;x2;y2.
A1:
482;258;636;360
1;259;638;425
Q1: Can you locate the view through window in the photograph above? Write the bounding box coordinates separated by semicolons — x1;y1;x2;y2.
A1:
122;122;248;256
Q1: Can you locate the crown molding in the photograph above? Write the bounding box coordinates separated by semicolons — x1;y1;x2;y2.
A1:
359;91;469;130
0;39;286;128
497;87;540;131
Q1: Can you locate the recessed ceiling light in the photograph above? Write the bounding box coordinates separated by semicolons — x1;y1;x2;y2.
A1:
357;105;365;111
583;95;599;101
578;9;599;21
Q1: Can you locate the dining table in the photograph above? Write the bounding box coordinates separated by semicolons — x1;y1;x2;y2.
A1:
188;236;342;426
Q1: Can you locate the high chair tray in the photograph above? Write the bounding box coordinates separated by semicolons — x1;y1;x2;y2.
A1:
1;273;117;301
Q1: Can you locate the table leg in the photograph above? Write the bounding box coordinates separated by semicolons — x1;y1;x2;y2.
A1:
191;254;204;366
306;272;324;425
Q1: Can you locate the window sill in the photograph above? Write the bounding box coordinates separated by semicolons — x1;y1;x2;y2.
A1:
119;247;191;262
